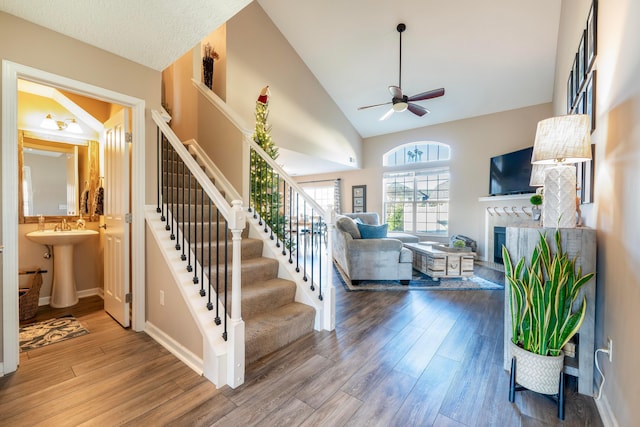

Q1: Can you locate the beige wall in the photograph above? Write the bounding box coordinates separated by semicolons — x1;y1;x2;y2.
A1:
301;103;552;256
226;2;362;169
553;1;640;424
0;11;161;364
145;225;202;358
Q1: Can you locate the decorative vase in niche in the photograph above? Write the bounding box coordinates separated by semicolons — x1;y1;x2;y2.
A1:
203;56;214;89
510;342;564;395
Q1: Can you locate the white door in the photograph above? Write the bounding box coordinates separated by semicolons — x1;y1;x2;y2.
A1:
103;109;130;327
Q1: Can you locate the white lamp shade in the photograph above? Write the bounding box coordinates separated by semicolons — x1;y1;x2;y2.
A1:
531;115;592;164
65;119;83;134
40;114;59;130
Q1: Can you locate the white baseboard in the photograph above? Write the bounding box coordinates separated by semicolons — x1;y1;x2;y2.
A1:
0;362;4;377
145;321;203;376
595;394;619;427
38;287;103;306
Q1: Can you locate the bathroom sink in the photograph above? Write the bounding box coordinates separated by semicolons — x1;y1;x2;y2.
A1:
26;229;98;246
25;229;99;308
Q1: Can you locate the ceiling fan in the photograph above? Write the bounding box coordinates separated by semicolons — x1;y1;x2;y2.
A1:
358;23;445;121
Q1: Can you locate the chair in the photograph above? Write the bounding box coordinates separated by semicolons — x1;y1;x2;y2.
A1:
19;269;43;321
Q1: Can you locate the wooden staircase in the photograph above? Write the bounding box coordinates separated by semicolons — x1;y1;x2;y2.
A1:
164;143;316;365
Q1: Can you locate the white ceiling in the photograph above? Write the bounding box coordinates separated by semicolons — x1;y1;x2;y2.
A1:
1;0;561;140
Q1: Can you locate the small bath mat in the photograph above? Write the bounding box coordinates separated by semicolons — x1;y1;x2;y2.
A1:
19;316;89;351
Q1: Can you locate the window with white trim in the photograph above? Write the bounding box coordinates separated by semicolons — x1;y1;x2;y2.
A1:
382;142;450;235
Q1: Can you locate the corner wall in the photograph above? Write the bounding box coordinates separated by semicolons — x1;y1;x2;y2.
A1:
553;1;640;424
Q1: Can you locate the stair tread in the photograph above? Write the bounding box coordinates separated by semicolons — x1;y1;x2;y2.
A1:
244;302;316;364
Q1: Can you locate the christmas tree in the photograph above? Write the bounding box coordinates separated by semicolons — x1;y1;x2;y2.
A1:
251;86;287;244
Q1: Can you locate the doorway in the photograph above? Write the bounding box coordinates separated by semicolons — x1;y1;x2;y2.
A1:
2;61;147;375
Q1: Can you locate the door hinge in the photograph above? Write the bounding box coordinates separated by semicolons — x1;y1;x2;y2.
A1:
125;293;132;303
125;132;132;143
125;213;133;223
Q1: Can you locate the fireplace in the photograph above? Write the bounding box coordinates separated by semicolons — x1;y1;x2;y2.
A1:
493;226;506;264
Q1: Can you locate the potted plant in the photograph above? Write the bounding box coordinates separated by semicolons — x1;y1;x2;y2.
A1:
502;229;594;397
530;194;543;221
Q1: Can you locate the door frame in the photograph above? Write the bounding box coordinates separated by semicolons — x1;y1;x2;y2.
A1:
2;60;146;374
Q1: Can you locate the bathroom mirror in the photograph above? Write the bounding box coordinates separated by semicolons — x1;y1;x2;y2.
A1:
18;131;100;223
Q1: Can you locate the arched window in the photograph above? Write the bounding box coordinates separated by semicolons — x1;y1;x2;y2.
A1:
382;142;450;235
382;142;450;167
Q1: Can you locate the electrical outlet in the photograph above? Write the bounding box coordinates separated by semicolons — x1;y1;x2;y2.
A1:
160;290;165;306
607;337;613;362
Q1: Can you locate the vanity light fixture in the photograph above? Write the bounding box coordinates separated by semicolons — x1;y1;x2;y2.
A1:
40;114;83;134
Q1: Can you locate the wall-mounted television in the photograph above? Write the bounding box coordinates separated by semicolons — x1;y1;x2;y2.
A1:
489;146;536;196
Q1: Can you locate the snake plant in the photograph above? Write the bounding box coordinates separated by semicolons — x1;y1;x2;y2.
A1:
502;230;594;357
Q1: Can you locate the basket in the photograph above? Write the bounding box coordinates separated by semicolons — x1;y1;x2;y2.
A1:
19;269;43;321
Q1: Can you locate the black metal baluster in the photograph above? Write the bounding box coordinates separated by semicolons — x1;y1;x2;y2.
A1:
310;208;315;291
160;136;166;222
252;150;257;219
282;183;287;256
214;208;221;325
295;193;300;272
318;217;323;300
258;159;263;226
222;218;228;341
174;157;181;251
156;127;161;214
193;182;199;285
186;168;193;273
170;145;175;240
275;174;280;247
288;186;293;263
180;159;186;260
207;197;213;310
303;200;308;281
199;188;205;294
264;164;269;234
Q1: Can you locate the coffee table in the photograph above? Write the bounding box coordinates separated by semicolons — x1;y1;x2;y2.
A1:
404;242;475;280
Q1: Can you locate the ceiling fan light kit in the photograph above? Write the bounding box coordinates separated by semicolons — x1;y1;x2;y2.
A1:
359;23;445;120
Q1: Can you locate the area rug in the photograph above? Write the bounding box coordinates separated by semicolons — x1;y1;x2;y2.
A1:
334;263;503;292
19;316;89;351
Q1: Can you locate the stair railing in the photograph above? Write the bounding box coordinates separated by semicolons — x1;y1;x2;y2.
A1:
151;110;246;386
192;79;335;331
246;135;334;330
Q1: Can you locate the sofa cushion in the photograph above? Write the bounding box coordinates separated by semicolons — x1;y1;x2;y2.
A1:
344;212;379;225
357;222;388;239
336;215;361;239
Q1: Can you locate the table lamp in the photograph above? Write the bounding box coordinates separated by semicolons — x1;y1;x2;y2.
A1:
531;115;591;228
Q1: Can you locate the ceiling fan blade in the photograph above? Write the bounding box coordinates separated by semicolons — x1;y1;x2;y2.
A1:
379;108;395;121
407;103;429;117
408;88;445;102
357;101;392;110
388;85;403;99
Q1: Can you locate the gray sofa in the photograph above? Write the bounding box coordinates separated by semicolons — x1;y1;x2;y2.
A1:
333;212;418;284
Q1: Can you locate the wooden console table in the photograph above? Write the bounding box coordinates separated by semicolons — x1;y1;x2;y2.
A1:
404;243;475;280
503;226;596;396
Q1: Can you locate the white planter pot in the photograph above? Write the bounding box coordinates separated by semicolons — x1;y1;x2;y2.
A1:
510;342;564;395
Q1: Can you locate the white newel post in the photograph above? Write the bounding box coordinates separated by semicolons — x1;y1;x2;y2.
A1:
323;207;336;331
227;199;246;387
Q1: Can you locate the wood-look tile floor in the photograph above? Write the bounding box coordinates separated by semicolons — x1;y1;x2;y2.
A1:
2;271;603;426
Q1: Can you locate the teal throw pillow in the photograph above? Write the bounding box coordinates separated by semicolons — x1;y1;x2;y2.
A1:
357;222;388;239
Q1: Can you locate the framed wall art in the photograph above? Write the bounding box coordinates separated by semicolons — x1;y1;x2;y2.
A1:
352;185;366;213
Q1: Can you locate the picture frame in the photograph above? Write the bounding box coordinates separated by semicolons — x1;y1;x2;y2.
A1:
580;144;596;204
572;54;580;98
352;185;366;213
577;31;586;89
567;72;574;113
586;0;597;73
585;70;596;132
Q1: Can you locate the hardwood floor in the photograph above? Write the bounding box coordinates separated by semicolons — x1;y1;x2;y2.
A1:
2;274;603;426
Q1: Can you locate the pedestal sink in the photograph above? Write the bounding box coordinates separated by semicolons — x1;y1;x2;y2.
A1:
26;229;99;308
